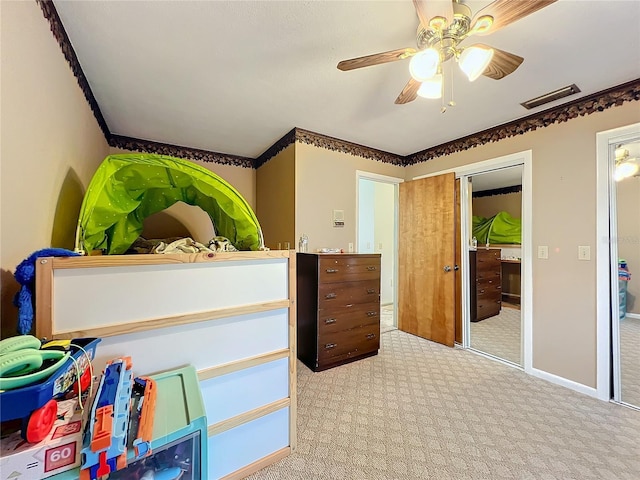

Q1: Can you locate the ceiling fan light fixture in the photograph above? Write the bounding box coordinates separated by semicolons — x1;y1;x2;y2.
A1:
615;158;639;181
417;73;443;99
459;45;494;82
409;48;440;82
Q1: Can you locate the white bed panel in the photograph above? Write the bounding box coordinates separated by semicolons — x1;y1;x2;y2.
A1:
201;357;289;425
53;259;288;332
90;309;289;376
208;407;290;479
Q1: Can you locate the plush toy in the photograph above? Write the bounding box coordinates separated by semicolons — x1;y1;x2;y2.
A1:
13;248;80;335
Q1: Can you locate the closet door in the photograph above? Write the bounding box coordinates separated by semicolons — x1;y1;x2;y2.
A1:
398;173;456;347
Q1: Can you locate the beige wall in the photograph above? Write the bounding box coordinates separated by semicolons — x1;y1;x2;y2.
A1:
256;144;295;250
295;143;404;252
1;1;110;334
616;176;640;314
404;101;640;388
472;192;522;219
109;147;255;243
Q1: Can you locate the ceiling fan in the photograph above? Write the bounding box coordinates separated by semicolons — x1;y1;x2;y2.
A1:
337;0;557;105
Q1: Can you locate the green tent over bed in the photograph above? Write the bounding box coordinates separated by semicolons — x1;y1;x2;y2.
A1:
75;153;264;254
472;211;521;245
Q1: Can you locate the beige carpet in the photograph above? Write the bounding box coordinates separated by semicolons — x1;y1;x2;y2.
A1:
247;330;640;480
470;306;521;365
620;316;640;407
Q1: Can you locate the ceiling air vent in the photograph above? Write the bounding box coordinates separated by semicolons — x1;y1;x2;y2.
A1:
520;84;581;110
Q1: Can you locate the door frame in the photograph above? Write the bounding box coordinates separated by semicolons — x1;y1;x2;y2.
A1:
595;122;640;402
355;170;404;324
413;150;533;372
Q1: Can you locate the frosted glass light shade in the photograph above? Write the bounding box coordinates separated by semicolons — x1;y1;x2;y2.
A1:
409;48;440;82
459;46;494;81
614;160;639;181
417;74;443;99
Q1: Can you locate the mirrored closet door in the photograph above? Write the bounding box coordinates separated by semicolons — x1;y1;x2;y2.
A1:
468;166;523;366
612;138;640;408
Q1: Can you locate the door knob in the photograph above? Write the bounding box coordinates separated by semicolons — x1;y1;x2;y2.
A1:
443;265;452;272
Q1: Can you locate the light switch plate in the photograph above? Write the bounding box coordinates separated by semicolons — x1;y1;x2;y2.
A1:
348;243;354;253
538;246;549;259
578;245;591;261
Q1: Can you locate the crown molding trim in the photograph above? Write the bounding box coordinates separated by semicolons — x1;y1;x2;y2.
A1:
407;79;640;165
110;135;255;168
37;0;111;141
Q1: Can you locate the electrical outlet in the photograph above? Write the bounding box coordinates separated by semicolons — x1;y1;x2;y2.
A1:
578;245;591;261
538;246;549;259
348;243;354;253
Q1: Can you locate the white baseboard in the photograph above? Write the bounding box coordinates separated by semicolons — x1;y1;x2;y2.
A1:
530;368;598;399
624;312;640;320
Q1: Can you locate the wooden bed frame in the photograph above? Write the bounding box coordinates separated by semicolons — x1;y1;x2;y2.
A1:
35;250;296;480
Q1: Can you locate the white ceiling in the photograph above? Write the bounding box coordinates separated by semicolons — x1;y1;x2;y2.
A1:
53;0;640;159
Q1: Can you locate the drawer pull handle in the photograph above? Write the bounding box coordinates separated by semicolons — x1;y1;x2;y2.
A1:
479;289;485;294
366;289;376;294
325;293;337;299
325;318;337;324
496;286;502;290
325;343;337;350
366;311;378;317
346;304;354;308
367;266;377;271
326;268;338;273
366;333;376;339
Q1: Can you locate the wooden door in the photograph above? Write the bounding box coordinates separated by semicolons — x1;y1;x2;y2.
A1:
398;173;456;347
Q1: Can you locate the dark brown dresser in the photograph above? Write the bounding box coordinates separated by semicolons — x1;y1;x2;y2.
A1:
296;253;381;371
469;248;502;322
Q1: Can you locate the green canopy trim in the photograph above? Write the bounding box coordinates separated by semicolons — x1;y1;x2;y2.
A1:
472;211;521;245
76;153;264;254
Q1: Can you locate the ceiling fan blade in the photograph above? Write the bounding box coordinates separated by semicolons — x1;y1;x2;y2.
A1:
470;0;557;36
395;78;421;105
481;45;524;80
337;48;416;71
413;0;454;30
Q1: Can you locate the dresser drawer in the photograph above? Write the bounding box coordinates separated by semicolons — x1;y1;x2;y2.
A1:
476;281;502;298
476;249;501;264
476;269;501;282
476;298;501;320
318;256;380;284
318;324;380;361
318;280;379;307
318;302;380;335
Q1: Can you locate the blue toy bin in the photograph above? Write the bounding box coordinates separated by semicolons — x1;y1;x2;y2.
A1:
0;338;100;431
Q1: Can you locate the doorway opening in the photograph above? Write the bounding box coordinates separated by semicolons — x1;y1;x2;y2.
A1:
398;150;539;375
356;171;403;334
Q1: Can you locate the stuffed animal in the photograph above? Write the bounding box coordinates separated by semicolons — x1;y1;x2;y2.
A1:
13;248;80;335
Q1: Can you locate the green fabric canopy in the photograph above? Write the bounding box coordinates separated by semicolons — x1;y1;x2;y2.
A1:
472;211;521;245
76;153;264;254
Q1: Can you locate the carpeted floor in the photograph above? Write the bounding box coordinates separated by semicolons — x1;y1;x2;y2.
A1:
247;330;640;480
620;316;640;407
470;306;521;365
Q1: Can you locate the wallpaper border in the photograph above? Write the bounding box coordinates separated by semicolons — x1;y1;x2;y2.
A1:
38;0;639;169
110;135;255;168
406;79;640;165
37;0;111;140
